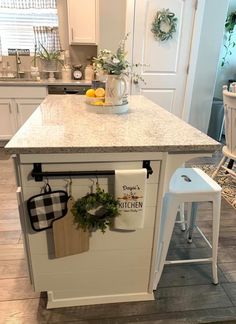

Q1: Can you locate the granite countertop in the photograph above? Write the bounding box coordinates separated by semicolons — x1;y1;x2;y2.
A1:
5;95;220;154
0;79;92;86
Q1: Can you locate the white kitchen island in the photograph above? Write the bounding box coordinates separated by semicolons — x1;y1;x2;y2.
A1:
5;95;220;308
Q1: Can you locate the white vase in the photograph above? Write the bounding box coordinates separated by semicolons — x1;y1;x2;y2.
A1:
105;75;127;105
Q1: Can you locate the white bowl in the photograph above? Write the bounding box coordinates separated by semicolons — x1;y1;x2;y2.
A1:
86;102;129;114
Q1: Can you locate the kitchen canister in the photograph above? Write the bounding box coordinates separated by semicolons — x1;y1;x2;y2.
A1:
62;67;72;81
84;64;94;81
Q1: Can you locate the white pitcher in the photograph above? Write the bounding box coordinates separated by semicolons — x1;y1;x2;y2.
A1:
105;75;127;105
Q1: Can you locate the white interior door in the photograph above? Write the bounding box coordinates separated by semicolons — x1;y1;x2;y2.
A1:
131;0;196;118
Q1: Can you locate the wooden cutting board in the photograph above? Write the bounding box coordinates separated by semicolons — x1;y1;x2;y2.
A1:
52;196;90;258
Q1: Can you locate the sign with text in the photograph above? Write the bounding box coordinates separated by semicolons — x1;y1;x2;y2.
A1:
8;49;30;56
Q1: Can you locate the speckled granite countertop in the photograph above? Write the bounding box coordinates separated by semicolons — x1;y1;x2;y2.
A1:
5;95;220;154
0;79;91;86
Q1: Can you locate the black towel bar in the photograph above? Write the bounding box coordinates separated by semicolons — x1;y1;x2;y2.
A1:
31;161;153;182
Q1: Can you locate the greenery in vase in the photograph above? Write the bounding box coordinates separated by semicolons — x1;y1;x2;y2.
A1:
221;11;236;67
93;34;130;75
93;34;145;82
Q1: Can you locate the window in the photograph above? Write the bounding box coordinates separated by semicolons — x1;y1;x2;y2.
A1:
0;7;58;55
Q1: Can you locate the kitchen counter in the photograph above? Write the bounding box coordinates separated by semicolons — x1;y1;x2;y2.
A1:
6;95;220;309
5;95;219;154
0;79;92;86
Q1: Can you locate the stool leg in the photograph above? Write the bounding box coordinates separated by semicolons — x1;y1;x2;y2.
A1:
212;156;227;179
154;193;179;289
212;194;221;285
179;203;186;231
188;202;198;243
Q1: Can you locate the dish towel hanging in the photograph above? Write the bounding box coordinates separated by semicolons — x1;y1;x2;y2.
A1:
114;169;147;230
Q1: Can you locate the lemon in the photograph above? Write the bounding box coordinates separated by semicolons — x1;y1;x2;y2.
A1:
95;88;105;98
86;89;96;97
94;101;104;106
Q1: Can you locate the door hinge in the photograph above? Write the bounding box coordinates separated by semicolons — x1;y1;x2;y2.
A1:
186;64;190;75
195;0;198;10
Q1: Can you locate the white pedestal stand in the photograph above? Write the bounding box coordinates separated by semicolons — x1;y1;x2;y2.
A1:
44;71;57;82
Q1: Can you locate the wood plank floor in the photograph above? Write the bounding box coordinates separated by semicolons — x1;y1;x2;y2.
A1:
0;149;236;324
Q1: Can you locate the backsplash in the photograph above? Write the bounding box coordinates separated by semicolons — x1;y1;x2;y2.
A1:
0;45;97;79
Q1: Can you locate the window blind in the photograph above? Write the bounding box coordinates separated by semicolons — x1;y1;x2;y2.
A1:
0;0;57;9
0;8;58;54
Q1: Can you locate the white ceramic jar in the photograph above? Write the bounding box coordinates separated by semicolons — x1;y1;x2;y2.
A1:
84;64;94;81
61;67;72;81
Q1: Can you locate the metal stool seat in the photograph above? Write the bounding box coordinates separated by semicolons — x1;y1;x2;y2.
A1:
154;168;222;289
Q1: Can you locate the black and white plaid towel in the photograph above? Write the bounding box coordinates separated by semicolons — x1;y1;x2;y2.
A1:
27;184;68;231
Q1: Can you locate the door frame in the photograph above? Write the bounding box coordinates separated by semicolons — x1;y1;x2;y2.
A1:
125;0;206;122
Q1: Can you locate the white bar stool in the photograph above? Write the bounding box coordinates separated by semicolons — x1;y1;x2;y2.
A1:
154;168;221;289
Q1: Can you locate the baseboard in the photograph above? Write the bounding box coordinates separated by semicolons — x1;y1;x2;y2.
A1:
47;291;154;309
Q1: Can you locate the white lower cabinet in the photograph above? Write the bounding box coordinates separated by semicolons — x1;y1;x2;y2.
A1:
0;99;16;140
0;86;47;140
15;99;43;129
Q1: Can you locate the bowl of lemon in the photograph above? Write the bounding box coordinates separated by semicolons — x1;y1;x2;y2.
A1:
85;88;105;105
85;87;128;114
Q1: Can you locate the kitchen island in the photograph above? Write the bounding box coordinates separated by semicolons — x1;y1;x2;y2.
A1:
5;95;220;308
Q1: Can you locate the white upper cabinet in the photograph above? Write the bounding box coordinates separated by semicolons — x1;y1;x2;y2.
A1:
67;0;99;45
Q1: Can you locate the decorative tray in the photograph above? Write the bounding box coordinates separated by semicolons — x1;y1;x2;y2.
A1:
85;99;129;114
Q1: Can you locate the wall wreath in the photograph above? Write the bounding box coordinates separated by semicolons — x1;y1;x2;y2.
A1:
151;9;178;41
71;186;119;233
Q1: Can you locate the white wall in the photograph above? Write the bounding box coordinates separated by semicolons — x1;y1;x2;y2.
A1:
188;0;229;133
98;0;127;52
214;0;236;99
57;0;69;50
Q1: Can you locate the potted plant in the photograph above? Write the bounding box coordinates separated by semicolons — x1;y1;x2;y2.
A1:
221;11;236;67
38;43;61;72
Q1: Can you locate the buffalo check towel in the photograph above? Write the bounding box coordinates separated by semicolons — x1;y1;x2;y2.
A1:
27;184;68;231
114;169;147;230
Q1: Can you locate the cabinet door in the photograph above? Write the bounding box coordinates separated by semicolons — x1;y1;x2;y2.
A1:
68;0;98;44
15;99;43;129
0;99;16;140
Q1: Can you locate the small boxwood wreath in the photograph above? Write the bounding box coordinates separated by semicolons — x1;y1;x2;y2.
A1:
71;186;119;233
151;9;178;41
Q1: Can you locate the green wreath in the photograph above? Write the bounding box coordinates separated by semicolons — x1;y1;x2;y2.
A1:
151;9;178;41
71;186;119;233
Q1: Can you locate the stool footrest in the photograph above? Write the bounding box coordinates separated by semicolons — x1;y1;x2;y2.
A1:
165;258;212;265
